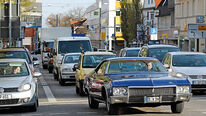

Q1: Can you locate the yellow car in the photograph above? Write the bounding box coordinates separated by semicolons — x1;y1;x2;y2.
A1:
74;52;115;96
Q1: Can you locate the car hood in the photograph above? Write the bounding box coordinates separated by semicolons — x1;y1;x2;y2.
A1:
61;63;77;69
83;68;95;75
172;67;206;75
0;76;29;88
107;73;190;87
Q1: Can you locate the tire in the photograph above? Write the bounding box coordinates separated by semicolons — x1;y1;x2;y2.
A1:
43;64;47;69
88;94;99;109
59;74;65;86
79;82;85;96
76;85;79;95
48;67;53;73
106;97;122;115
28;98;38;112
171;102;184;113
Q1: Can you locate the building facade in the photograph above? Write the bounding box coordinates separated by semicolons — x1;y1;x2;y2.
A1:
143;0;158;40
175;0;206;52
155;0;178;45
86;0;124;51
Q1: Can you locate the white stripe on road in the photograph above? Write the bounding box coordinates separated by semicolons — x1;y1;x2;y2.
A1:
39;75;56;103
43;86;57;103
202;112;206;114
40;100;87;105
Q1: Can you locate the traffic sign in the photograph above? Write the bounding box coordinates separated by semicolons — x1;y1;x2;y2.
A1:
150;28;157;34
188;24;206;38
101;32;106;40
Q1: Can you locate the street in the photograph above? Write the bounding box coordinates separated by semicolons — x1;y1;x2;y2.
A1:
0;55;205;116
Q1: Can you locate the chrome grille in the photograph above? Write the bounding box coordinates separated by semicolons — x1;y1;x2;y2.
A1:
129;87;175;96
3;88;18;92
0;99;19;105
189;75;198;79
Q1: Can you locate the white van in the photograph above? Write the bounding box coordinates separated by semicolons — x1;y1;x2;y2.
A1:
52;37;92;79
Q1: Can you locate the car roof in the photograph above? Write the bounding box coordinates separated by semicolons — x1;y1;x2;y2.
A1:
168;52;206;55
145;44;178;48
64;53;81;56
84;52;115;55
56;37;90;41
0;58;27;62
0;48;26;52
124;47;141;50
107;57;158;61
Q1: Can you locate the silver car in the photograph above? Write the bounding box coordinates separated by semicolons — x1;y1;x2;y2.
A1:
163;52;206;91
0;59;41;111
58;53;81;86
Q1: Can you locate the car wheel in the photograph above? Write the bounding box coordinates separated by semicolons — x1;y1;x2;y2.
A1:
28;98;38;112
48;67;53;73
59;74;65;86
79;82;85;96
106;96;122;115
171;102;184;113
88;94;99;109
43;64;47;69
76;85;79;95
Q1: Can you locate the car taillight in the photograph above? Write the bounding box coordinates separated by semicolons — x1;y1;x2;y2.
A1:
50;58;53;63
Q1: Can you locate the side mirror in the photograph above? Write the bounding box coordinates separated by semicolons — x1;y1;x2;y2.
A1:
73;64;79;71
33;72;42;78
163;64;169;69
33;61;40;66
33;57;38;61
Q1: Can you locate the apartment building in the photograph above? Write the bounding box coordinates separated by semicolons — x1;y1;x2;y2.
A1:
175;0;206;52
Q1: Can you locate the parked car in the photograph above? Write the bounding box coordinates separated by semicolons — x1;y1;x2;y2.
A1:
163;52;206;92
119;47;140;57
0;47;39;73
58;53;81;85
0;59;41;111
84;57;192;115
74;52;115;96
138;44;180;62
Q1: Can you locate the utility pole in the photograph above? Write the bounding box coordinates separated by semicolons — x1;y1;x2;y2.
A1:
9;0;12;47
99;0;102;49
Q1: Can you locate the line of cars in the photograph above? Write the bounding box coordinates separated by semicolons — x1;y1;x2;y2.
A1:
0;47;42;112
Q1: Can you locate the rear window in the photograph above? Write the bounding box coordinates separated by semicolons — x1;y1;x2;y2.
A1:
126;49;140;57
0;51;31;64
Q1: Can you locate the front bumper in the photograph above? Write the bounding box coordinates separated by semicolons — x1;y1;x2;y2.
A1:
191;79;206;91
61;72;76;81
109;93;192;105
0;90;36;107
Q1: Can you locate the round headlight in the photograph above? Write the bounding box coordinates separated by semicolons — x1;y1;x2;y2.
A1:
113;87;127;96
19;84;31;92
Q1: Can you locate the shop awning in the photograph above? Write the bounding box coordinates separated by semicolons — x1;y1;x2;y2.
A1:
155;0;163;8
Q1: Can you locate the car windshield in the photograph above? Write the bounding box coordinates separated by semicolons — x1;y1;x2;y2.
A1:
172;54;206;67
0;62;29;77
126;49;140;57
64;54;80;64
83;55;115;68
43;42;54;52
107;60;167;74
0;51;31;64
58;40;92;54
148;47;180;62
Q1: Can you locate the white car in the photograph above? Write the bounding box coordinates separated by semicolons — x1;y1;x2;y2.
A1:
0;59;41;111
58;53;81;85
163;52;206;91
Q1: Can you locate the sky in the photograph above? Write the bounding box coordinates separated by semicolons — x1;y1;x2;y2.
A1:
42;0;96;28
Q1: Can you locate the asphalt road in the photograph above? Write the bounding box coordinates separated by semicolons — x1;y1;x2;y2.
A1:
0;55;206;116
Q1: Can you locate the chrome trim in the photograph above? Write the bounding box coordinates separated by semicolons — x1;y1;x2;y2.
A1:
128;85;176;89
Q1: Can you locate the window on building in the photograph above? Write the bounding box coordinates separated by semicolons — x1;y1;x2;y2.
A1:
148;0;150;4
147;12;150;20
116;10;121;16
116;27;121;32
150;13;154;20
151;0;153;4
192;0;195;16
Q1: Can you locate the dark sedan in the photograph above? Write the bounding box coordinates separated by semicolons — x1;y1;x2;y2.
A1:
84;57;192;115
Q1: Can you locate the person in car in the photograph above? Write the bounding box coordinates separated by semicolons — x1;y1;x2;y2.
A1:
13;66;21;74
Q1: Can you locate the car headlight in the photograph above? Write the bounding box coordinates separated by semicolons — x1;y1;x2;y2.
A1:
62;68;72;73
170;72;187;78
113;87;128;96
18;84;31;92
176;86;190;94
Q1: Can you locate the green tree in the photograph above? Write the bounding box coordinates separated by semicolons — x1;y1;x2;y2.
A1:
120;0;142;46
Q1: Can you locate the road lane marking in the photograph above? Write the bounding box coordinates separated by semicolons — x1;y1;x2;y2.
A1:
40;100;87;105
39;74;56;103
202;112;206;114
50;113;69;115
43;86;57;102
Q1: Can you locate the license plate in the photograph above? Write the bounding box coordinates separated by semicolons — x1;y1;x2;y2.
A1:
145;97;160;103
0;94;12;100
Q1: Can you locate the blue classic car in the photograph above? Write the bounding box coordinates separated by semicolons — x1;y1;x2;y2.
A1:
84;57;192;115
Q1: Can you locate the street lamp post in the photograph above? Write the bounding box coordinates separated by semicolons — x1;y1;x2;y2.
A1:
99;0;102;49
9;0;12;47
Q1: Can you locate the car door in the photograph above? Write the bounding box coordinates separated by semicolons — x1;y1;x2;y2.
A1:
89;61;108;98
